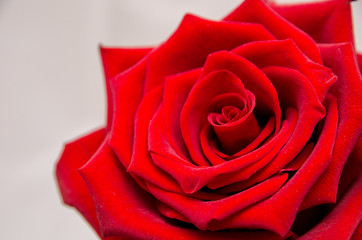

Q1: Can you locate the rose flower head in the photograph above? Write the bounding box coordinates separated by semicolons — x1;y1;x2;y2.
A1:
56;0;362;239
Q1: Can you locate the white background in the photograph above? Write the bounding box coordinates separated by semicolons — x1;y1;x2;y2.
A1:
0;0;361;239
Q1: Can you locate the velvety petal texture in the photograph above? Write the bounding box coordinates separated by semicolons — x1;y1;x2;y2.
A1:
271;0;354;44
56;128;105;236
56;0;362;239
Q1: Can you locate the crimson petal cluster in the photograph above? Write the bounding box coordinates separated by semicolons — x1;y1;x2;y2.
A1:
56;0;362;239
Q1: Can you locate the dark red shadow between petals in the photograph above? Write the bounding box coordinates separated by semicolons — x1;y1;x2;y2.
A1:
299;174;362;240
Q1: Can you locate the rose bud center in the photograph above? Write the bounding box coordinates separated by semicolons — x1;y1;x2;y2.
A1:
207;90;261;155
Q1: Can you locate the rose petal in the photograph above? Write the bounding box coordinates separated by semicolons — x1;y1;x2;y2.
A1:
224;0;322;63
127;86;183;193
150;106;204;193
80;141;174;239
301;43;362;208
232;39;336;102
146;173;288;230
207;94;338;236
336;138;362;201
200;117;275;166
208;91;261;155
216;119;307;196
271;0;354;44
199;50;282;134
180;70;250;166
79;138;283;240
237;66;326;187
109;13;275;169
156;201;190;223
206;108;297;190
56;128;105;236
144;13;275;92
281;143;315;173
100;47;152;81
108;59;148;167
100;47;151;129
150;108;295;193
163;69;201;160
299;174;362;240
351;223;362;240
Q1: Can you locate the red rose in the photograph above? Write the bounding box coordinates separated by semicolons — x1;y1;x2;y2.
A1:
56;0;362;239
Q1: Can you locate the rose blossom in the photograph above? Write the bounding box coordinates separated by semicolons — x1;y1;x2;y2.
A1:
56;0;362;239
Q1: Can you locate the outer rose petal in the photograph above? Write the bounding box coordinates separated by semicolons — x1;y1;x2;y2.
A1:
56;128;105;236
128;86;184;193
56;129;133;240
232;39;336;102
144;13;275;92
271;0;354;44
299;174;362;240
337;138;362;201
79;137;284;240
100;47;151;129
108;59;148;167
163;69;202;160
146;173;288;230
301;43;362;209
224;0;322;64
100;47;152;81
